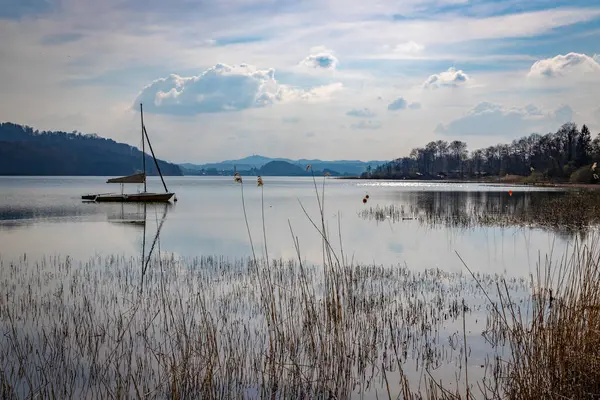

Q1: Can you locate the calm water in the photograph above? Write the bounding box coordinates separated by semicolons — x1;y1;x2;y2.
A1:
0;176;589;397
0;176;577;277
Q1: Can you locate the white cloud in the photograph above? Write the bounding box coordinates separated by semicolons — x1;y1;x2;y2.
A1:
134;63;342;115
135;64;281;115
347;108;376;117
291;7;600;61
423;67;470;89
528;52;600;79
388;97;407;111
522;104;543;115
397;41;424;53
388;97;421;111
435;102;574;136
351;120;382;130
300;49;339;70
299;82;344;101
388;41;425;54
2;0;600;163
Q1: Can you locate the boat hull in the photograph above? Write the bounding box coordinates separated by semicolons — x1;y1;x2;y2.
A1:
82;192;114;201
90;193;175;203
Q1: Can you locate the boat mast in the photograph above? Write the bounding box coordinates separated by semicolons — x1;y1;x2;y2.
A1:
140;103;147;193
143;124;169;193
139;102;169;193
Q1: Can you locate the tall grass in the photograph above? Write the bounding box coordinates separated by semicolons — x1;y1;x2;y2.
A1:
0;174;598;398
359;190;600;234
475;237;600;399
235;172;600;399
0;255;497;398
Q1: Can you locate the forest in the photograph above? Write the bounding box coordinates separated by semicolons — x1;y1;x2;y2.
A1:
0;122;182;176
363;122;600;183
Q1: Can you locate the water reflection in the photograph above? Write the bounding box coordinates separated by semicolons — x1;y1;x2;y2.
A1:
0;201;172;265
360;190;599;238
106;202;173;228
0;201;172;228
140;203;169;294
0;204;98;225
0;181;592;397
0;177;586;279
101;202;170;294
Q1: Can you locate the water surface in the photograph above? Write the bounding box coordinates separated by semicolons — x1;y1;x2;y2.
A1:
0;176;577;277
0;175;590;398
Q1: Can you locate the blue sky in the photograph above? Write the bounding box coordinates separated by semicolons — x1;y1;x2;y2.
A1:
1;0;600;163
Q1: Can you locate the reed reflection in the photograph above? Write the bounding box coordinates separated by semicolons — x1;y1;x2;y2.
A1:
360;190;600;237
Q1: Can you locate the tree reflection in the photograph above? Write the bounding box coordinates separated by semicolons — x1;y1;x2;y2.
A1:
359;190;600;239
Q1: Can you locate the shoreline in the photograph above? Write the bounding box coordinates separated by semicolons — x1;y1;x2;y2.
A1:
337;176;600;190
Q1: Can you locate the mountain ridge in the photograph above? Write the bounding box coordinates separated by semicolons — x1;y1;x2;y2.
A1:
181;155;388;176
0;121;387;177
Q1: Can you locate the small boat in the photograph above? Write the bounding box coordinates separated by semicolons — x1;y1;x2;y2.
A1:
82;104;176;203
93;192;175;202
82;192;112;201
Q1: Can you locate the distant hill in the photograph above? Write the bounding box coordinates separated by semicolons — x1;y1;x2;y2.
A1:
223;155;292;166
181;155;388;176
180;155;294;172
180;160;343;177
259;161;307;176
0;122;182;176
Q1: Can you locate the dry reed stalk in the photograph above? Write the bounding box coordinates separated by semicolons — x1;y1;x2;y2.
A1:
457;235;600;399
8;177;596;399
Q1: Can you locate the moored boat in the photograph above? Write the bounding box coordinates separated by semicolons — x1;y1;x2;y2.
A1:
81;104;176;203
94;192;174;202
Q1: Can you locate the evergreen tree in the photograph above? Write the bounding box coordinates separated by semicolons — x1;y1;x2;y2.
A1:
576;124;592;167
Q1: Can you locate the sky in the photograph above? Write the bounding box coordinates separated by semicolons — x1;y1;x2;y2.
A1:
1;0;600;163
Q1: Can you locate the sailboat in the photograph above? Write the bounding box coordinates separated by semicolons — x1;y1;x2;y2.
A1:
81;103;176;203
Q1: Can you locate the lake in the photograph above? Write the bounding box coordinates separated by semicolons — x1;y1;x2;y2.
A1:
0;176;576;276
0;176;594;398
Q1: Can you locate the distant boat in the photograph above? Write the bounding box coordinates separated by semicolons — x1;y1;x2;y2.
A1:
82;103;176;203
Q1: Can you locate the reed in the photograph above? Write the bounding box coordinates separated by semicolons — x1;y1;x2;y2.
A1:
359;190;600;234
0;176;598;398
472;236;600;399
0;253;503;398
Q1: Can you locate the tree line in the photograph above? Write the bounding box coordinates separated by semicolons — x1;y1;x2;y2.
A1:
0;122;183;176
363;122;600;182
